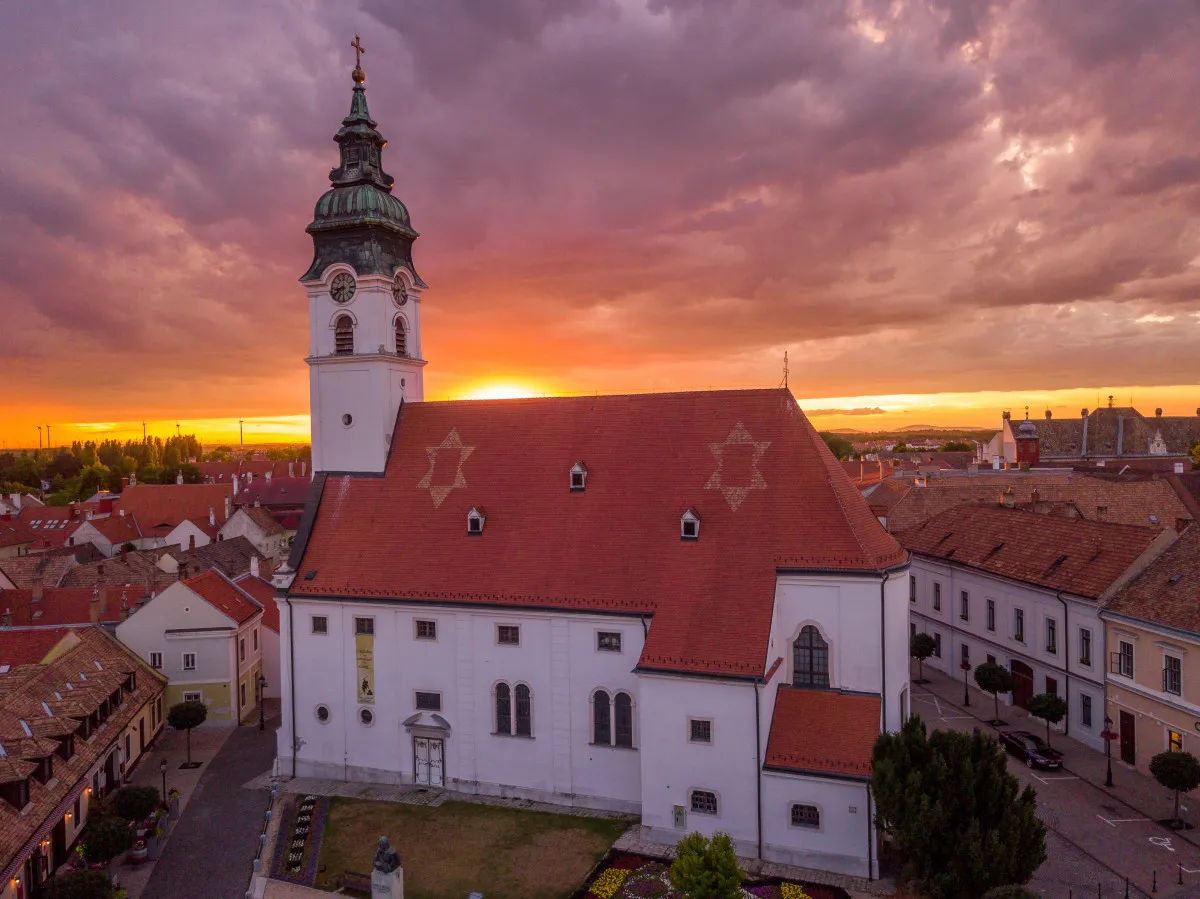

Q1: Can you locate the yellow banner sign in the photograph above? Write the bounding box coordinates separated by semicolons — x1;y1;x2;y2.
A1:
356;633;375;705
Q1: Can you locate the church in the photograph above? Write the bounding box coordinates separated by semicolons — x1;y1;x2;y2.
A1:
273;48;911;879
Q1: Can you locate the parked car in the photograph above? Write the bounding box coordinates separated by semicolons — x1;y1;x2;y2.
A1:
999;730;1064;769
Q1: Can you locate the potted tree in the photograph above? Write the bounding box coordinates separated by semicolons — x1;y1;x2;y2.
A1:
1027;693;1068;749
167;700;208;768
910;633;937;684
1150;750;1200;829
974;661;1015;726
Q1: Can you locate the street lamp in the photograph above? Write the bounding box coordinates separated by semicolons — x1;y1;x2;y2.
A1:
960;658;972;707
258;674;268;731
1101;716;1117;787
159;758;168;802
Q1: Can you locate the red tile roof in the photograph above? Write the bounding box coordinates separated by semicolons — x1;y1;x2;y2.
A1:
0;520;35;550
242;506;286;536
87;514;142;545
765;686;880;778
1105;526;1200;633
0;587;127;627
899;505;1169;600
0;627;77;666
184;570;262;625
290;390;906;677
117;484;233;530
235;478;313;509
235;575;278;632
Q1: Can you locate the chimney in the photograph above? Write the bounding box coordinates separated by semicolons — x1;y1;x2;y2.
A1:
31;576;44;603
1031;487;1041;503
175;471;184;485
250;555;260;579
265;470;272;484
89;587;100;624
121;477;129;490
1002;410;1011;421
1001;488;1016;509
224;495;232;521
99;587;108;619
129;473;136;487
69;502;77;519
1176;462;1186;475
1;608;10;628
97;563;105;577
1082;408;1089;417
288;461;295;477
991;456;1001;470
208;506;216;528
1108;395;1114;409
178;562;187;581
233;476;239;497
120;545;128;564
301;461;307;477
188;534;196;551
1045;409;1052;420
1156;408;1163;417
86;509;93;520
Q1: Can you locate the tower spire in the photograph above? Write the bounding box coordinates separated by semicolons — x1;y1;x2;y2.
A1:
351;34;366;84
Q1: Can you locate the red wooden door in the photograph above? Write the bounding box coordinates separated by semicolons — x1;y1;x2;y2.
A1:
1010;660;1034;709
1120;711;1136;765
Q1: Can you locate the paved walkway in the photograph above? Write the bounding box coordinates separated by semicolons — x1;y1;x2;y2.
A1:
914;666;1200;897
140;718;279;899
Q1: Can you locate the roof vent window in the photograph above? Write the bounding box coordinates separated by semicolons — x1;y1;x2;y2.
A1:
570;462;587;492
681;509;700;541
1169;574;1183;584
467;507;486;536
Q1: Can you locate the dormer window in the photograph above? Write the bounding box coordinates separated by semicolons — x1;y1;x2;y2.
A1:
681;508;700;541
570;463;588;492
467;507;486;535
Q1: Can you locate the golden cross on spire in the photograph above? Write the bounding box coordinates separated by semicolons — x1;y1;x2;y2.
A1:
351;34;366;83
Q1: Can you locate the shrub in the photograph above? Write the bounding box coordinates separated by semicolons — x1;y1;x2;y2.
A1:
669;831;744;899
41;871;117;899
110;785;160;822
79;814;131;865
1026;693;1068;748
910;633;937;681
1150;751;1200;825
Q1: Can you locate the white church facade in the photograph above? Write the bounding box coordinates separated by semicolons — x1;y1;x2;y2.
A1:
274;54;910;880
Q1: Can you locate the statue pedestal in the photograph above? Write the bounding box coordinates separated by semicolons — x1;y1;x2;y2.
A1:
372;867;403;898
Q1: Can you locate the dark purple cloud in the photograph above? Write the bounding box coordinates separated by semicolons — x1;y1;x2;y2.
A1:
1;0;1198;437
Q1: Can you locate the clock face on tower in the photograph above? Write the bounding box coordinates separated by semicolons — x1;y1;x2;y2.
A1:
330;273;357;304
392;281;408;306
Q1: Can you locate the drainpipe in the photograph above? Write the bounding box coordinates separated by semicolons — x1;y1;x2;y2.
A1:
754;679;763;860
880;569;892;727
1055;590;1069;737
287;597;297;779
866;782;875;881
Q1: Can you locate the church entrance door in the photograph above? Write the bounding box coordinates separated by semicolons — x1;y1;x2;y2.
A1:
413;736;444;786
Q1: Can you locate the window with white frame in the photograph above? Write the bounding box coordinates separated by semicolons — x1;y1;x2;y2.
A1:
1164;655;1182;696
986;599;996;632
415;619;437;640
680;509;700;540
148;652;162;670
1080;694;1092;729
933;582;941;611
689;718;712;744
591;690;634;748
1114;640;1134;678
570;462;587;491
182;653;196;671
354;617;374;636
415;691;441;711
792;625;830;689
311;615;328;634
1013;608;1025;642
690;790;718;815
495;682;532;737
253;628;258;651
1079;628;1092;666
182;691;202;703
790;803;820;829
1169;728;1184;753
467;507;486;535
960;590;969;622
497;625;520;646
1045;618;1057;655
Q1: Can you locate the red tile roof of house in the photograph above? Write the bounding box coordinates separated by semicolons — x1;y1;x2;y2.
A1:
289;389;906;678
0;587;127;627
116;484;233;530
242;506;286;536
11;508;87;552
88;514;142;545
0;556;75;590
765;686;879;778
0;627;77;666
899;505;1169;600
1105;526;1200;633
0;520;35;550
184;570;262;625
235;478;313;509
235;575;278;632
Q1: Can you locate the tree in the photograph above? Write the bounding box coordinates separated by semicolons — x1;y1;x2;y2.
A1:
981;887;1039;899
1150;750;1200;827
892;441;913;453
167;700;208;765
872;717;1046;898
668;831;745;899
110;785;161;822
42;871;118;899
940;441;973;452
79;814;131;864
819;432;856;461
974;662;1014;725
910;632;937;683
1026;693;1068;748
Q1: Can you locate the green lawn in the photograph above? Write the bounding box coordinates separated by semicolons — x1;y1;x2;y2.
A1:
314;798;631;899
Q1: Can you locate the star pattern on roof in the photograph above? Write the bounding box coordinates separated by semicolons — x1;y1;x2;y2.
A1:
705;421;770;511
417;429;475;508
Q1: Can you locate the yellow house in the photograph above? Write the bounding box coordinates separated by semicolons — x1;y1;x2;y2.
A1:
1102;527;1200;775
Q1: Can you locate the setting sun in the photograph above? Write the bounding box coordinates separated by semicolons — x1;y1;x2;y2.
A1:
456;382;548;401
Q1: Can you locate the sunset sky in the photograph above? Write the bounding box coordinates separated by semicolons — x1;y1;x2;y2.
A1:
2;0;1199;449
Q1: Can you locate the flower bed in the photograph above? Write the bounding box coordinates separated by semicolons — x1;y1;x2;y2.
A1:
268;793;329;886
579;853;851;899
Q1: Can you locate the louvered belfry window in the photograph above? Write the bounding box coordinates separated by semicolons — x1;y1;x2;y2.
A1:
395;318;407;356
334;315;354;355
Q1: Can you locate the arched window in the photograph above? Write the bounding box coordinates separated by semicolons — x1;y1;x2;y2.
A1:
334;315;354;356
792;625;830;688
614;692;633;748
395;317;407;357
495;683;511;735
592;690;610;745
515;684;532;737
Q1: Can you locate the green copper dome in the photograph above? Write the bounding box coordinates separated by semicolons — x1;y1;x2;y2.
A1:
309;184;415;235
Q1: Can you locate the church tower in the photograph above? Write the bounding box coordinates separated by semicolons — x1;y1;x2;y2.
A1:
303;38;426;474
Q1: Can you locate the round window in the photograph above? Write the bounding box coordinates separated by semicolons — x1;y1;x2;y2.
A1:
359;707;374;727
341;413;353;427
315;704;330;724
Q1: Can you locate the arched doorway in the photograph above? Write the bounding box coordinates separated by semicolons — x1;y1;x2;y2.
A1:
1010;660;1034;709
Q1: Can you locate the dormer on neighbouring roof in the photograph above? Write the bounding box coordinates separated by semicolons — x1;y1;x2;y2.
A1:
570;462;588;492
467;507;486;536
680;508;700;541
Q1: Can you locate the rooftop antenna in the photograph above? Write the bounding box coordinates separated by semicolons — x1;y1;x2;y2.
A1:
239;419;244;448
781;351;789;390
176;422;181;438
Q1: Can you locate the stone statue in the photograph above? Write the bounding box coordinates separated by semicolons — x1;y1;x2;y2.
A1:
372;836;402;874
